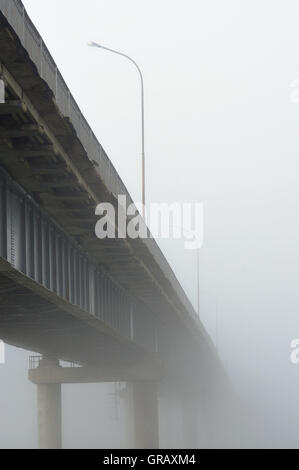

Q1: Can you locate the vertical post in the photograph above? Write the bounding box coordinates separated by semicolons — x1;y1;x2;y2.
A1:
37;383;62;449
132;381;159;449
36;357;62;449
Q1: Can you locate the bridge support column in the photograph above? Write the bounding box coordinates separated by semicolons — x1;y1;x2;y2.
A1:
35;357;62;449
37;383;62;449
132;381;159;449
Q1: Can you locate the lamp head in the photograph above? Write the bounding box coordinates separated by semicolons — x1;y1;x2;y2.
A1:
88;41;101;48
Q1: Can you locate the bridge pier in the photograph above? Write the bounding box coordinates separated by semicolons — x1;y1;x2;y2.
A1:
35;357;62;449
29;357;160;449
132;381;159;449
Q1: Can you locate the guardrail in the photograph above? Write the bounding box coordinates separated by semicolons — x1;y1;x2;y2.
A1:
29;355;42;370
29;355;82;370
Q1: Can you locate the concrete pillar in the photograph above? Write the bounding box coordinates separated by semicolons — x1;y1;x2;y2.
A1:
36;357;62;449
132;381;159;449
120;383;134;448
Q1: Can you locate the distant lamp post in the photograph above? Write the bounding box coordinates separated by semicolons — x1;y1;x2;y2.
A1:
173;223;201;317
88;42;146;218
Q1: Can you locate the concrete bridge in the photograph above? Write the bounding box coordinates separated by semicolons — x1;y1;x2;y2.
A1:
0;0;220;449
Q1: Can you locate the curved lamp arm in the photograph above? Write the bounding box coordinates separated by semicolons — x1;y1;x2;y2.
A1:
88;42;145;217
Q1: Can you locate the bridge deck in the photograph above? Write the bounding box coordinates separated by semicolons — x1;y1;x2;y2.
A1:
0;0;217;382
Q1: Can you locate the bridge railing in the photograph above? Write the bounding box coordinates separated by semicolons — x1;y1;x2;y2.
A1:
29;356;81;370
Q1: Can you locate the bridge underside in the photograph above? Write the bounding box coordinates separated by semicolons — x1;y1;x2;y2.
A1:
0;2;218;390
0;7;207;344
0;0;223;450
0;260;162;381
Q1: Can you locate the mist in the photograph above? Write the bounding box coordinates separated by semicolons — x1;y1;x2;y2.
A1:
0;0;298;449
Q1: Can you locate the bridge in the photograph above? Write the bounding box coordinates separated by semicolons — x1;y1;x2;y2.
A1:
0;0;220;449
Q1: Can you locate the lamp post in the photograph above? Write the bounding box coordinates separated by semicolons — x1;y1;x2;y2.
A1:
88;42;146;218
172;222;201;317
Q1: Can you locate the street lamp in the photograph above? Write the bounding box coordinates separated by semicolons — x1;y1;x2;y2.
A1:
88;42;146;218
172;222;201;317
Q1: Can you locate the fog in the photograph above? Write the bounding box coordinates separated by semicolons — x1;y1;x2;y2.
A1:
0;0;299;448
